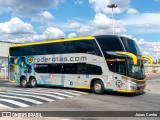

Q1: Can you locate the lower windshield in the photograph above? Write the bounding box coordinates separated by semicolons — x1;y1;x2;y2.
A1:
128;61;145;79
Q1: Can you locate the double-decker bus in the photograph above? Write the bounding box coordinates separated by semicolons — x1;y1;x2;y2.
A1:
9;35;153;94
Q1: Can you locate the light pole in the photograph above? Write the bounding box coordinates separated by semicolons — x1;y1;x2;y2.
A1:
107;4;118;35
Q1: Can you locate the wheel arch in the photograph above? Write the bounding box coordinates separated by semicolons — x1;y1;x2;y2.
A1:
29;76;37;82
90;77;106;89
20;75;27;82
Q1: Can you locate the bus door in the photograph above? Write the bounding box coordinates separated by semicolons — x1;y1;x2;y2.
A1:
113;62;127;91
77;63;90;89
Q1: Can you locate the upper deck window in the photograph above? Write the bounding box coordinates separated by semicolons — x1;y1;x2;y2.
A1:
121;37;141;56
96;36;124;52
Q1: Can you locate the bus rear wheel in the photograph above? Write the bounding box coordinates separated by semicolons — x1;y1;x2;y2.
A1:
20;77;28;88
92;80;104;94
29;77;37;88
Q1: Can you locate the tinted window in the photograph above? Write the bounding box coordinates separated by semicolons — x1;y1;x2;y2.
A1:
35;64;61;74
23;45;35;55
92;40;102;56
34;45;46;55
76;40;96;55
96;36;124;51
86;64;102;75
48;64;61;73
60;41;76;54
107;63;114;72
46;43;59;54
121;37;141;56
62;63;77;74
10;47;22;56
77;63;86;74
10;45;46;56
107;62;126;75
34;64;48;73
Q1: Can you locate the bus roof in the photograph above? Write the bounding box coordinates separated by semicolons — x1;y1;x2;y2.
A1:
10;36;95;48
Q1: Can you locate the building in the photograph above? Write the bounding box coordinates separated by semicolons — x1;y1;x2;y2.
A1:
0;41;16;79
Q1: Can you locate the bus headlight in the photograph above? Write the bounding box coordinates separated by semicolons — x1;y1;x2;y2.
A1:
128;80;136;85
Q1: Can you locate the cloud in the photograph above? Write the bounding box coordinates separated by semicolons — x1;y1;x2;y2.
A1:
92;12;111;28
68;33;77;38
122;34;160;61
124;13;160;25
31;11;54;22
91;13;126;35
68;22;81;29
60;12;126;37
89;0;130;14
127;8;139;14
122;13;160;34
43;27;65;39
136;39;160;60
0;0;63;16
0;17;34;34
42;11;54;20
75;0;84;5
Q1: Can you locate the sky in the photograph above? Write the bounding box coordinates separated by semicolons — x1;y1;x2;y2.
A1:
0;0;160;61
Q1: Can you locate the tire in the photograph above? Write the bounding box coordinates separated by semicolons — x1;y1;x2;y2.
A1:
29;77;37;88
20;77;28;88
92;80;104;94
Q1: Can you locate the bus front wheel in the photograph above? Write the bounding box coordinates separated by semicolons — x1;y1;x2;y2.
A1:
20;77;28;88
92;80;104;94
29;77;37;88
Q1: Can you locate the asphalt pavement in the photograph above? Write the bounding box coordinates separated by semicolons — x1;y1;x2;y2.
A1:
0;74;159;120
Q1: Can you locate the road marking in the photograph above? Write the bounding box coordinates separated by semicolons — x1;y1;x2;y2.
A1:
0;104;13;109
0;88;88;109
52;92;73;97
11;88;62;92
59;91;81;96
0;94;43;104
0;99;29;107
4;90;65;100
0;91;54;102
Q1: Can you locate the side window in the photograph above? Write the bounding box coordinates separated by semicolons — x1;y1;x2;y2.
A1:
46;43;59;54
108;62;126;75
48;64;61;73
59;41;76;54
92;40;102;56
107;63;114;72
10;47;22;56
115;62;126;75
34;45;46;55
96;37;124;51
76;40;96;55
23;46;35;55
62;63;77;74
77;63;86;74
86;64;102;75
34;64;48;73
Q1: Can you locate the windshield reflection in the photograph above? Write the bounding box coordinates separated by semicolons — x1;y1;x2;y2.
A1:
128;62;145;79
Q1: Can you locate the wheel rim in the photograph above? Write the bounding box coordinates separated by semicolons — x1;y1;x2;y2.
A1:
31;79;36;86
22;80;27;86
94;83;102;92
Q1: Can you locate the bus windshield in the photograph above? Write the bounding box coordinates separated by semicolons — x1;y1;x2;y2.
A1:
128;61;145;79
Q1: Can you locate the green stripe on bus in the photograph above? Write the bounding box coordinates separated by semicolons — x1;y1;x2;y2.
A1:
37;84;64;87
105;89;113;92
